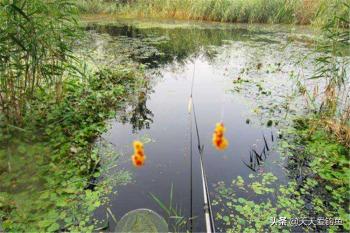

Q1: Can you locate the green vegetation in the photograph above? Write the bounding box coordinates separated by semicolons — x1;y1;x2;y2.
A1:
0;64;141;231
0;0;145;231
150;184;188;232
86;23;268;66
214;123;349;232
214;2;349;232
77;0;121;14
1;0;348;232
0;0;79;125
77;0;349;27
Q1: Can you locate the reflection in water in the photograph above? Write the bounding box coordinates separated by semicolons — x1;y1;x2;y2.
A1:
119;85;154;133
129;91;154;132
85;20;320;232
242;132;274;172
86;23;277;68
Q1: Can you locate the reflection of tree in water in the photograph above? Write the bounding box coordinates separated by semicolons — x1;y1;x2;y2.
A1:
87;23;269;68
120;82;154;132
129;90;154;132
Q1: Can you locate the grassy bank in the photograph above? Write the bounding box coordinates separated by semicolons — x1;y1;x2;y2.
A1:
0;65;144;231
77;0;349;26
0;1;145;231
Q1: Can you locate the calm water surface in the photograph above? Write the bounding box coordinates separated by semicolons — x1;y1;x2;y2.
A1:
86;20;318;232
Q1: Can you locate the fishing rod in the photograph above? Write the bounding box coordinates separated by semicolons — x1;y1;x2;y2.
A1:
188;61;216;233
189;92;193;233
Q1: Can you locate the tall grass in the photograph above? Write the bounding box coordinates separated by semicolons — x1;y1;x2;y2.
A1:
82;0;349;26
76;0;121;14
150;184;188;233
0;0;79;125
295;2;349;146
312;2;350;146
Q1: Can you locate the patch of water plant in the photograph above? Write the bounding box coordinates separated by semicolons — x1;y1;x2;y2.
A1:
213;121;349;232
150;184;189;233
81;27;169;68
214;4;349;232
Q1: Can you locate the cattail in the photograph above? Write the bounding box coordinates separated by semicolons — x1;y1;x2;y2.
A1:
212;123;229;151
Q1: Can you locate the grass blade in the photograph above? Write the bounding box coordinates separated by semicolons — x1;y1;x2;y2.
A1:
149;193;170;216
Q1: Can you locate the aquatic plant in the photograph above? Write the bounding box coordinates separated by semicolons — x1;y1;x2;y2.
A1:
213;168;349;232
242;133;274;172
214;125;350;232
150;184;189;233
213;173;304;232
214;2;349;232
212;123;229;151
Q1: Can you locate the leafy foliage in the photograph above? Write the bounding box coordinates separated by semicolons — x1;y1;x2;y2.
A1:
214;3;349;232
213;173;305;232
214;147;349;233
0;0;80;124
0;64;143;232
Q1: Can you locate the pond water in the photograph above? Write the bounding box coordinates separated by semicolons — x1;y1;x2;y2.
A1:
85;20;320;232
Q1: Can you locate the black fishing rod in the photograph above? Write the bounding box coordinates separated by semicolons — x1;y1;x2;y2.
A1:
188;62;216;233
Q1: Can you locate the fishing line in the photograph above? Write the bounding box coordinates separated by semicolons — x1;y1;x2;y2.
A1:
220;93;226;123
219;74;230;123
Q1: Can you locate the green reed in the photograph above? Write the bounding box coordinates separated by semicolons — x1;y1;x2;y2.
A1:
0;0;80;125
81;0;349;27
150;184;189;233
76;0;121;14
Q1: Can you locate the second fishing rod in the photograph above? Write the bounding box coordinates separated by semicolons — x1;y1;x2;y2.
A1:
188;61;216;233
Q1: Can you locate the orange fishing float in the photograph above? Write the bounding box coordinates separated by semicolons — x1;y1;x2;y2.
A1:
212;123;229;151
131;141;146;167
133;141;145;157
132;154;145;167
